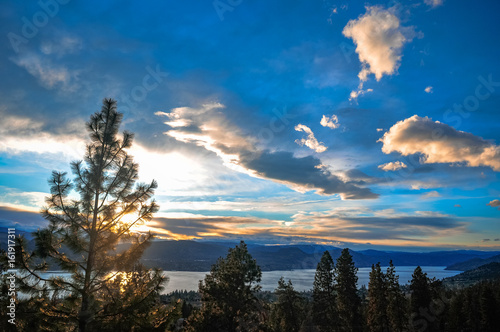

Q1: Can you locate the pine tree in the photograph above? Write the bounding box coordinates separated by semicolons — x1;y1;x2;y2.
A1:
409;266;431;315
335;248;362;332
270;277;305;332
367;262;388;332
16;98;166;331
409;266;433;331
186;241;264;332
479;283;497;332
385;260;408;331
312;250;337;331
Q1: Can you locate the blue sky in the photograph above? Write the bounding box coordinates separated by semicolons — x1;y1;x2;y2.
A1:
1;0;499;250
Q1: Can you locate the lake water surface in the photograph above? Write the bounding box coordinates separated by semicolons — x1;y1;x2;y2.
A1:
33;266;460;294
162;266;460;293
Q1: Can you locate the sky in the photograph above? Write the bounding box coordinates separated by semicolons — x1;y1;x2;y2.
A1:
1;0;500;251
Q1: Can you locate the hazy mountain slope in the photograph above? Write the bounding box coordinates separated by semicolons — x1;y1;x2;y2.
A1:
130;240;500;272
445;254;500;271
443;262;500;286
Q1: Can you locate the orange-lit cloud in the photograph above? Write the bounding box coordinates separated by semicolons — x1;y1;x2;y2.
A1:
380;115;500;171
143;208;469;248
294;124;327;153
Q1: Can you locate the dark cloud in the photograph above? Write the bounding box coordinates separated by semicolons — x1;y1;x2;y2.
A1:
149;210;467;245
341;216;461;229
343;169;386;185
158;104;379;200
242;151;378;199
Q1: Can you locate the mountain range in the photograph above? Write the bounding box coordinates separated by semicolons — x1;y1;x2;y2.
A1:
444;254;500;271
135;240;500;272
3;231;499;272
443;262;500;286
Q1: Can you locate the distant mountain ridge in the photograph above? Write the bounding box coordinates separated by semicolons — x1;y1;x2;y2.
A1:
443;262;500;286
4;232;499;272
132;240;500;272
444;254;500;271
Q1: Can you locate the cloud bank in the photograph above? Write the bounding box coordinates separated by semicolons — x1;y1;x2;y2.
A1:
142;207;467;246
380;115;500;171
158;103;378;199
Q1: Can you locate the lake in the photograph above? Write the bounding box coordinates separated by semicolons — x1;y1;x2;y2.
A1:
162;266;460;293
31;266;460;294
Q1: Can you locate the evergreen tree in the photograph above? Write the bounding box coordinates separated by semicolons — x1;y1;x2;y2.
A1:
16;98;166;331
446;290;464;332
479;283;498;332
409;266;431;315
312;251;337;331
367;262;388;332
385;260;407;332
270;277;305;332
186;241;264;332
409;266;433;331
335;248;362;332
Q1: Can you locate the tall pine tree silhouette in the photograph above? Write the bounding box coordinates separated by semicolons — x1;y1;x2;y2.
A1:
385;260;408;331
367;262;388;332
335;248;362;332
312;250;338;331
270;277;305;332
186;241;264;332
17;99;165;331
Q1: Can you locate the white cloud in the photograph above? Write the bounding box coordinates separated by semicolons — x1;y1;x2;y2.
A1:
11;53;76;90
0;186;48;212
380;115;500;171
425;86;433;93
157;103;255;173
320;114;340;129
424;0;444;8
487;199;500;209
349;88;373;101
295;124;327;153
0;113;85;161
421;191;441;199
40;36;82;56
378;161;407;171
343;6;416;99
376;128;384;132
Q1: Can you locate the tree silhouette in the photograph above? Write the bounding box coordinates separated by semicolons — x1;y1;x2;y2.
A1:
335;248;362;332
16;98;166;331
409;266;431;315
367;262;388;332
312;250;338;331
409;266;435;332
270;277;305;332
385;260;408;331
186;241;264;332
